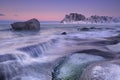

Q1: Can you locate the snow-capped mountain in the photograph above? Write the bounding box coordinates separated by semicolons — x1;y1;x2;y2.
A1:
61;13;120;24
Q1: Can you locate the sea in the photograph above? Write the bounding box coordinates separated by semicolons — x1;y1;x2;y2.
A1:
0;21;120;80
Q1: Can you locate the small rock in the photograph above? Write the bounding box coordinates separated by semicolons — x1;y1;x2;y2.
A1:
80;27;89;31
61;32;67;35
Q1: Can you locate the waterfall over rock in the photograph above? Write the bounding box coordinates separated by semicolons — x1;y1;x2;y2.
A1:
18;38;59;57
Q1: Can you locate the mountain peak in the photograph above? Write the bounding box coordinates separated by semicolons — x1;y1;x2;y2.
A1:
61;13;120;24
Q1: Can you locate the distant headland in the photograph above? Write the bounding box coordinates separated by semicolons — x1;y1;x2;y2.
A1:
61;13;120;24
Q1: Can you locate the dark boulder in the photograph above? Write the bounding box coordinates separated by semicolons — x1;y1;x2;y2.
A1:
11;18;40;31
80;27;90;31
61;32;67;35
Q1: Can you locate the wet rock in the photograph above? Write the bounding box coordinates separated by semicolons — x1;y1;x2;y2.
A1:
12;76;40;80
81;60;120;80
77;27;103;31
90;27;96;29
106;43;120;52
0;54;16;62
0;61;21;80
80;27;90;31
77;49;116;59
18;38;58;57
93;40;119;46
0;61;52;80
0;54;26;62
106;34;120;42
11;18;40;31
52;53;105;80
61;32;67;35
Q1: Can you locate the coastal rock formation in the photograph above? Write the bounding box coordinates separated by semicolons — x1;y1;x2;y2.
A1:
61;13;120;24
61;13;86;23
52;53;105;80
11;18;40;31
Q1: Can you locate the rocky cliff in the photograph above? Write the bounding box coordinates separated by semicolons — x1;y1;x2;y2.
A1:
61;13;120;24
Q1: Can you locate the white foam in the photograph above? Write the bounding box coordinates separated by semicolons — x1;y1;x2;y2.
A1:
68;30;118;39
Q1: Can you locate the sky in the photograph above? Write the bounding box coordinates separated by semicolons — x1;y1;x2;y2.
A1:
0;0;120;21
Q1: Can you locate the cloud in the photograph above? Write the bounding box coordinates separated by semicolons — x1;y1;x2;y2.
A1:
0;13;5;16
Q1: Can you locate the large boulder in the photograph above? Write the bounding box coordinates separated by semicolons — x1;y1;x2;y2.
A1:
52;53;105;80
11;18;40;31
81;60;120;80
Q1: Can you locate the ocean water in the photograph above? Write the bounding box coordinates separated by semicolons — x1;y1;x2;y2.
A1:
0;22;120;80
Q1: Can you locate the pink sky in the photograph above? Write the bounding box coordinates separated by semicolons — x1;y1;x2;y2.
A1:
0;0;120;21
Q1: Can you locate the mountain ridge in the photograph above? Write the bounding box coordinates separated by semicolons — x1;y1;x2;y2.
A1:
61;13;120;24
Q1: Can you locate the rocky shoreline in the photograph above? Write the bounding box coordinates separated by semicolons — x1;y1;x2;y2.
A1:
0;24;120;80
51;34;120;80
